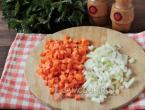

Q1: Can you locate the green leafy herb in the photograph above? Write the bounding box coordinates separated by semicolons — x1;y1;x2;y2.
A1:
2;0;88;33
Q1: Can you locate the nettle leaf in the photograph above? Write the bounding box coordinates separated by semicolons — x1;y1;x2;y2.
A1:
38;17;48;24
55;10;67;23
54;1;70;13
8;18;22;31
64;0;72;4
5;0;15;3
74;1;85;12
52;2;63;10
68;11;83;25
2;0;88;33
26;6;32;17
23;0;30;5
14;1;20;16
43;0;51;13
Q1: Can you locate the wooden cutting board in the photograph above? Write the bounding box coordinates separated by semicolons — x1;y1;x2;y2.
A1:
25;26;145;110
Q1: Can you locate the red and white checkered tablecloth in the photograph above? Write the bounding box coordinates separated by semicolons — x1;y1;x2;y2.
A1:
0;32;145;110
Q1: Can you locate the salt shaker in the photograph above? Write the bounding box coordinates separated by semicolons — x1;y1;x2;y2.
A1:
110;0;134;32
87;0;109;26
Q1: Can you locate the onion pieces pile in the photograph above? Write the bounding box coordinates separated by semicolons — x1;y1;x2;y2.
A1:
83;43;135;104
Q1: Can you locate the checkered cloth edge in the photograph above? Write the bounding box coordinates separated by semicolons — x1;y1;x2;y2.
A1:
0;32;145;110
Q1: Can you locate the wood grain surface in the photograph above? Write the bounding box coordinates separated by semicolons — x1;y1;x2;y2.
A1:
0;9;16;77
0;0;145;77
25;26;145;110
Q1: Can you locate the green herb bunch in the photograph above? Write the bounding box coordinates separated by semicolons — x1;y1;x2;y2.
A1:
2;0;88;33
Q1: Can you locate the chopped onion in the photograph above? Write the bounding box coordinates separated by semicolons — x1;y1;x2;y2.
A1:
83;43;135;104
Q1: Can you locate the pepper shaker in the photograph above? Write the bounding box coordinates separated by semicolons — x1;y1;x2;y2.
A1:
87;0;109;26
110;0;134;32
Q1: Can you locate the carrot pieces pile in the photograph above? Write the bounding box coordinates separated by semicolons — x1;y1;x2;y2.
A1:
37;35;90;100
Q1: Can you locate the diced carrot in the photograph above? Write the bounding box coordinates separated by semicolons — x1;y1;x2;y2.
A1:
75;94;81;100
64;35;70;41
79;48;87;56
43;76;47;80
65;92;74;98
81;38;90;46
40;52;46;56
66;48;72;55
60;74;66;81
61;64;67;70
48;79;54;85
68;75;73;81
75;74;84;81
37;35;90;101
68;83;74;88
64;83;69;89
47;74;53;79
40;58;46;63
37;68;43;75
72;79;77;86
49;87;55;94
45;44;49;49
58;81;64;90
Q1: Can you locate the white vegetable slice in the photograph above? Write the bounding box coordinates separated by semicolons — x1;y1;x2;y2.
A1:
129;58;136;64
